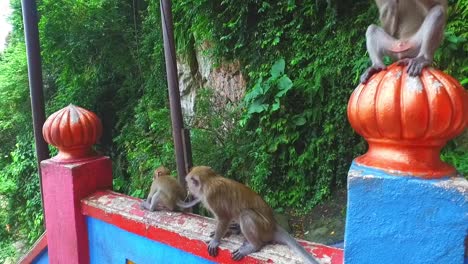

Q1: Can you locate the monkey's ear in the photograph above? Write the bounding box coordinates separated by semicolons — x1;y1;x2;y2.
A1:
153;170;161;179
191;176;200;188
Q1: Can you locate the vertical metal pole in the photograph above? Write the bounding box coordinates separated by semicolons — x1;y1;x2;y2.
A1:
21;0;50;204
182;128;193;173
160;0;192;187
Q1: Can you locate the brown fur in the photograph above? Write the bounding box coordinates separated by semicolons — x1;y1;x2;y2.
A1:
191;166;275;240
185;166;319;263
361;0;447;83
141;166;186;211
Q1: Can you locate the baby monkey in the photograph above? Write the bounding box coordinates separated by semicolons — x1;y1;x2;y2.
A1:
140;166;193;211
184;166;319;264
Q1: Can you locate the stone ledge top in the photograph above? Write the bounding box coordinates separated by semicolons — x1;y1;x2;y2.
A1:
81;190;343;264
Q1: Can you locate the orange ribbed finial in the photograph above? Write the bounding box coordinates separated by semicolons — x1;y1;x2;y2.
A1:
347;63;468;178
42;104;102;162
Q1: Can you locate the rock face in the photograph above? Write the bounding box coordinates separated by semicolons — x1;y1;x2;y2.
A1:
177;57;199;123
177;42;246;124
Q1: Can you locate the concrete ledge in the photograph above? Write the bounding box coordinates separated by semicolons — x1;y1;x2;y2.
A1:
82;191;343;264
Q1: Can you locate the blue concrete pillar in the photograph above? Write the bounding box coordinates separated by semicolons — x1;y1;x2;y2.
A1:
344;162;468;264
345;64;468;263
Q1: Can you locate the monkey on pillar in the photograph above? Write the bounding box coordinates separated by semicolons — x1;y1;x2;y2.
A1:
360;0;447;83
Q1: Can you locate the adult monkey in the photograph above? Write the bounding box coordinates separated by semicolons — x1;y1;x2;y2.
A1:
184;166;320;264
360;0;447;83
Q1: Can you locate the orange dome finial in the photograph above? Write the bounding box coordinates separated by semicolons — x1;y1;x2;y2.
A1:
42;104;102;162
348;63;468;178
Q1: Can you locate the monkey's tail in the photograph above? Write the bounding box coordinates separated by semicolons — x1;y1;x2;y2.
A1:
274;224;320;264
176;198;201;209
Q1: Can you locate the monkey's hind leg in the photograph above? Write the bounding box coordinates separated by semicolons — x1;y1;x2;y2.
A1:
210;223;241;238
141;191;162;211
233;210;270;260
360;24;397;83
399;5;445;76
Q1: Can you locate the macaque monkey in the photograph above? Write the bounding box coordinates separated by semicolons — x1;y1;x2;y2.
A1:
183;166;319;264
140;166;193;211
360;0;447;83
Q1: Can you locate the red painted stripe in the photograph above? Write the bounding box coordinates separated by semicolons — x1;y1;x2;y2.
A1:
82;191;343;264
82;202;263;263
18;232;48;264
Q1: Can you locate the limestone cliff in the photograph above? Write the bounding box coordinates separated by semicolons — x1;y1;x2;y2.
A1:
177;42;246;124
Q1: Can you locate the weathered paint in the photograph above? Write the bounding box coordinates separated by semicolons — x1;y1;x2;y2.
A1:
344;162;468;264
82;190;343;264
87;216;215;264
41;156;113;264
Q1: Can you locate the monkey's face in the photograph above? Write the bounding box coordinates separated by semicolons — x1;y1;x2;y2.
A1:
154;166;170;179
185;173;202;198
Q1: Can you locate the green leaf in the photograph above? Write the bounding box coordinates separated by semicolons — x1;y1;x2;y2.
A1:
293;116;307;126
244;79;266;102
278;76;292;90
271;98;280;111
248;101;268;114
270;58;285;78
268;142;279;152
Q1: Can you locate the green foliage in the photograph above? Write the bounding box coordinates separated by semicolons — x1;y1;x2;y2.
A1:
113;99;174;197
173;0;467;211
442;148;468;177
435;0;468;85
442;132;468;177
0;26;41;258
0;134;43;249
0;0;466;258
0;0;169;256
173;0;371;210
189;87;239;173
112;0;174;197
0;42;30;156
241;59;293;120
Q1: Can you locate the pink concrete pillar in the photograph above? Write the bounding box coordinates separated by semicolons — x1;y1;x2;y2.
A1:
41;104;113;264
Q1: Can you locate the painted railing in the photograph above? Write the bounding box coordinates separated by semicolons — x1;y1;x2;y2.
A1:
19;104;342;264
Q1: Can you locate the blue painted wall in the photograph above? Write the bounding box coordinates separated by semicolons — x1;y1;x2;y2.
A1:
31;249;49;264
87;217;215;264
345;162;468;264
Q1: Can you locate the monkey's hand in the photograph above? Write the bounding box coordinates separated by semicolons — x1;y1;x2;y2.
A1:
140;201;149;210
397;56;431;76
360;64;386;84
207;239;220;257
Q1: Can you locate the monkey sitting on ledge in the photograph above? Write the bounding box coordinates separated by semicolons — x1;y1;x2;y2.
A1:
140;166;191;212
140;166;243;236
181;166;320;264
